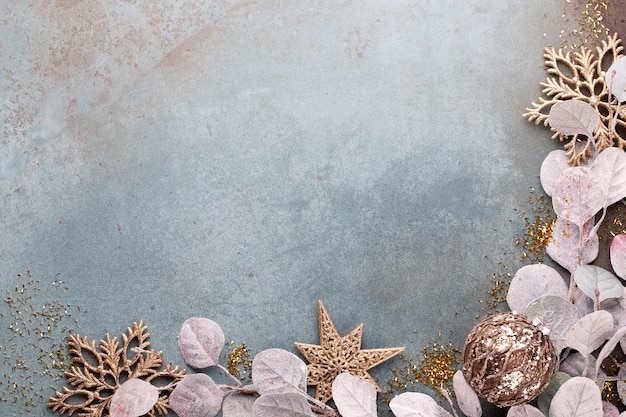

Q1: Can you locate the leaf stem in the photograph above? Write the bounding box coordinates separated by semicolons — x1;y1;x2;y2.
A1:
217;363;244;387
440;387;461;417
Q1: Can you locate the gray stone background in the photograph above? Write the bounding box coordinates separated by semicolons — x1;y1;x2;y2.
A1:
0;1;580;415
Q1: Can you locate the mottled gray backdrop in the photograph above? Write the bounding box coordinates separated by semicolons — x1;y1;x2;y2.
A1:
1;1;571;415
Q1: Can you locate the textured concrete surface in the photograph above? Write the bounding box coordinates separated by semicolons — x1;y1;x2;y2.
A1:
1;1;571;415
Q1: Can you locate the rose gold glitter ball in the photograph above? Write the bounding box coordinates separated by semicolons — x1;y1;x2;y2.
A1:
462;312;556;407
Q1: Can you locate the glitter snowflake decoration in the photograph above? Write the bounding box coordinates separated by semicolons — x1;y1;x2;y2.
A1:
47;321;185;417
524;33;626;165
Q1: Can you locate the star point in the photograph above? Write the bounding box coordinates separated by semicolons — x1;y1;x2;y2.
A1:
294;300;405;403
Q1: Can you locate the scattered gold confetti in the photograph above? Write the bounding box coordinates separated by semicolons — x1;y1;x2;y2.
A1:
226;342;253;382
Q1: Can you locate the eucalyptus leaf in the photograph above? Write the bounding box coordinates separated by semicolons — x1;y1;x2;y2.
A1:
109;379;159;417
524;295;581;353
552;167;605;228
507;404;545;417
178;317;225;369
452;370;481;417
251;392;314;417
603;401;620;417
574;265;624;303
222;392;257;417
507;264;568;312
596;326;626;372
332;373;377;417
546;216;599;273
611;234;626;279
389;392;452;417
617;366;626;406
604;288;626;330
541;150;570;197
590;147;626;207
559;351;596;377
251;348;307;395
169;374;224;417
546;218;599;273
548;99;600;138
548;376;602;417
564;310;613;356
537;372;571;416
606;56;626;103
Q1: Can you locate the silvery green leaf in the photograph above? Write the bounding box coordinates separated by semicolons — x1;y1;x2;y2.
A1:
389;392;451;417
596;326;626;372
524;295;581;353
541;150;570;197
546;217;598;273
603;401;620;417
564;310;613;356
251;348;307;395
109;379;159;417
452;371;481;417
507;404;545;417
251;392;314;417
574;265;624;303
548;99;600;138
537;372;571;416
606;57;626;102
332;373;377;417
222;392;257;417
169;374;224;417
507;264;568;312
590;147;626;207
552;167;605;228
559;351;596;377
611;234;626;280
604;289;626;330
617;366;626;406
178;317;225;368
548;376;602;417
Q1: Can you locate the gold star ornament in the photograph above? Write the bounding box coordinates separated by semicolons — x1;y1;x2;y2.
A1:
294;300;405;403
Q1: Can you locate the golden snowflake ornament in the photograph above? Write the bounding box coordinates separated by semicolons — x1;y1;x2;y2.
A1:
524;33;626;165
294;300;405;404
47;321;185;417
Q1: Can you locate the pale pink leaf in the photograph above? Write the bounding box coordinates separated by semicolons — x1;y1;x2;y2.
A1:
564;310;613;356
507;404;545;417
169;374;224;417
251;392;314;417
222;392;257;417
546;217;598;273
541;150;570;196
507;264;568;312
109;379;159;417
596;326;626;372
574;265;624;303
452;371;481;417
251;349;307;395
611;234;626;279
548;99;600;137
178;317;225;368
332;373;377;417
549;377;602;417
552;167;605;227
590;147;626;207
603;401;620;417
606;57;626;102
389;392;452;417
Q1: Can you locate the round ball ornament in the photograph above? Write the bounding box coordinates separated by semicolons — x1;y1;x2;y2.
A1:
461;312;556;407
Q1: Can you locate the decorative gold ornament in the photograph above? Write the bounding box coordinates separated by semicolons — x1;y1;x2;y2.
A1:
461;312;556;407
47;321;185;417
524;33;625;166
294;300;405;403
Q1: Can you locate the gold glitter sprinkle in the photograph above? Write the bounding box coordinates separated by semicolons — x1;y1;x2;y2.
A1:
226;342;253;382
384;342;459;403
558;0;612;49
515;191;556;264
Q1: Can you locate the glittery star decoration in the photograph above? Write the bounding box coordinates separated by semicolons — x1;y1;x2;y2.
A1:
294;300;405;403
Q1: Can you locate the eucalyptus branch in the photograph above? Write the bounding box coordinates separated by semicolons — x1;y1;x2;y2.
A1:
440;387;460;417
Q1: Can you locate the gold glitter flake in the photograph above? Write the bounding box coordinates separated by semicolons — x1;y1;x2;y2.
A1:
226;342;252;382
515;191;556;263
384;342;459;403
